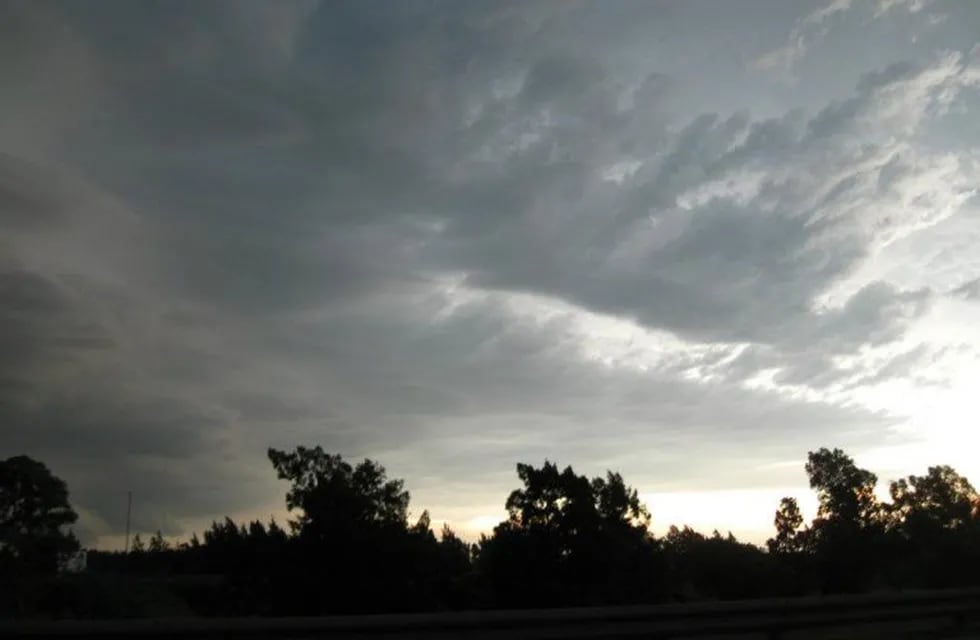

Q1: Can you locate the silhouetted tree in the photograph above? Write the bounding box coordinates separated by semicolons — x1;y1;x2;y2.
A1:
767;450;980;594
148;530;171;553
807;448;881;528
437;524;473;586
801;448;885;592
59;445;980;618
889;465;978;539
0;455;79;576
477;461;663;607
267;519;287;541
265;446;447;614
664;526;783;600
267;446;409;538
765;497;814;594
412;510;432;535
887;465;980;588
768;497;808;554
592;471;651;529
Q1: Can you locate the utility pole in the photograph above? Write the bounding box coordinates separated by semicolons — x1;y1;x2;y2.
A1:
125;491;132;553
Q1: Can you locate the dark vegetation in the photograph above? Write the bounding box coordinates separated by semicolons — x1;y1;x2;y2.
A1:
2;447;979;618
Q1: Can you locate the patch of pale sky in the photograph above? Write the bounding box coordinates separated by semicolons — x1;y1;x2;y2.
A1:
875;0;933;19
600;160;643;185
752;0;852;75
675;171;768;211
641;488;819;543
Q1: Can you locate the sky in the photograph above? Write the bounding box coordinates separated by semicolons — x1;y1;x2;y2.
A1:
2;0;980;548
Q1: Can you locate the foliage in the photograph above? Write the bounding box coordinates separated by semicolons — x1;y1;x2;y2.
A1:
477;461;663;607
263;446;461;613
267;446;409;538
0;455;79;576
148;531;171;553
885;465;980;588
768;497;807;554
806;448;882;532
8;446;980;618
889;465;978;539
663;527;786;600
768;448;980;594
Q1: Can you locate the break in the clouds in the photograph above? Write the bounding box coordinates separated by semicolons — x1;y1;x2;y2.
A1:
3;0;980;545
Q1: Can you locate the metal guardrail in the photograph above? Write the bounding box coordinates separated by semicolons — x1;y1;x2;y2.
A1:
3;588;979;639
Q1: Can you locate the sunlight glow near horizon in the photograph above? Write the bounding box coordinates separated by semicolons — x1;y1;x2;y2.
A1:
642;489;819;542
444;489;822;546
90;289;980;552
86;282;980;553
95;449;966;551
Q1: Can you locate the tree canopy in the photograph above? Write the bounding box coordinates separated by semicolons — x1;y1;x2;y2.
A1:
806;448;881;531
0;455;79;575
479;461;661;607
889;465;978;539
9;445;980;618
267;446;409;539
767;448;980;592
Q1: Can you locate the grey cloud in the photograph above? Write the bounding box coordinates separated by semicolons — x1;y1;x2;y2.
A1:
0;264;114;394
857;60;920;92
845;343;947;389
428;55;955;362
800;283;932;351
260;291;899;494
875;0;932;17
952;277;980;300
753;0;853;74
771;357;844;389
2;1;976;544
769;341;942;392
44;0;950;343
724;283;932;391
0;155;74;229
821;54;979;145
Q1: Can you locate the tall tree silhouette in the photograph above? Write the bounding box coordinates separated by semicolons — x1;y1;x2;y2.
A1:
887;465;980;587
148;530;171;553
806;448;881;529
40;446;980;617
266;446;440;614
768;450;980;593
768;497;807;554
268;446;409;538
0;455;79;576
478;461;663;607
889;465;978;538
803;448;884;592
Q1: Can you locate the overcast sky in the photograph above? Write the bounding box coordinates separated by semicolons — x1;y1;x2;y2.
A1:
3;0;980;547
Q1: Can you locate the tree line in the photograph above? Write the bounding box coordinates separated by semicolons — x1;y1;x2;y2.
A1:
2;446;979;618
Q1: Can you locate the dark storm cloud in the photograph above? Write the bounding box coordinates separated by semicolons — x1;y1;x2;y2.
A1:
0;263;113;392
36;0;956;338
2;0;976;543
0;155;75;228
